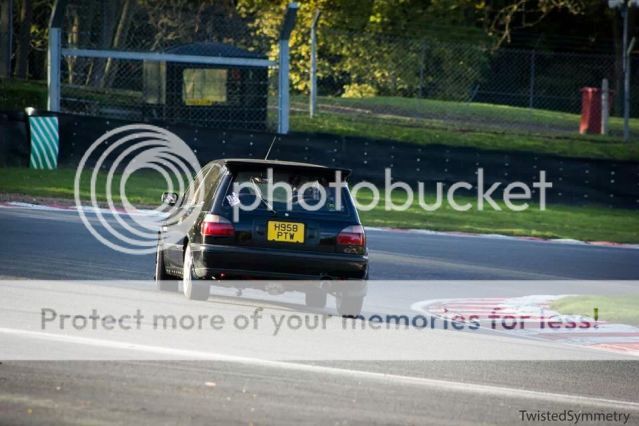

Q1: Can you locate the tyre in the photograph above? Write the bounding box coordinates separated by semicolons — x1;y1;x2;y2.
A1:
336;294;364;317
155;241;178;292
305;287;327;309
183;245;210;301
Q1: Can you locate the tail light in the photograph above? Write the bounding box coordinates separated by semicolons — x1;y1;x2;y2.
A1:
201;214;235;237
337;225;366;246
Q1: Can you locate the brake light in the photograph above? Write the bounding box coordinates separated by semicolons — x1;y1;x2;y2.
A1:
337;225;365;246
201;214;235;237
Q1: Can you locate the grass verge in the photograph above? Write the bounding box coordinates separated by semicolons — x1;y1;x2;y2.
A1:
2;167;639;244
0;167;169;206
291;109;639;162
551;296;639;326
355;190;639;244
307;96;639;136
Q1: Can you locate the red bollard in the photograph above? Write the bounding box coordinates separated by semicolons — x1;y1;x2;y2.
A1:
580;87;602;134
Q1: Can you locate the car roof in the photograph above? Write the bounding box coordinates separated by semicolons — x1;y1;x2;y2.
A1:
211;158;352;177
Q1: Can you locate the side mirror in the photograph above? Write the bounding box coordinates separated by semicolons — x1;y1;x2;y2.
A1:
161;192;178;206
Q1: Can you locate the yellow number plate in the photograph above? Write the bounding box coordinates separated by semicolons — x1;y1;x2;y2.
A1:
267;221;305;244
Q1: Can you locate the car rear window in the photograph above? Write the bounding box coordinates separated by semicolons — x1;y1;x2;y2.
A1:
223;169;353;217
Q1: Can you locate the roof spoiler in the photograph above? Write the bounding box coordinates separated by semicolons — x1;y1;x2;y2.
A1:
224;161;352;180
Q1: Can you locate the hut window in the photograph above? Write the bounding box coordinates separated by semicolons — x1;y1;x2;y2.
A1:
183;69;227;106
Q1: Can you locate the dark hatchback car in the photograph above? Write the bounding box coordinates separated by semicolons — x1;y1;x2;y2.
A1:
154;159;369;316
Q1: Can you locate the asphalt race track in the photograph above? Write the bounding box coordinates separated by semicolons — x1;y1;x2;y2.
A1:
3;206;639;281
1;205;639;425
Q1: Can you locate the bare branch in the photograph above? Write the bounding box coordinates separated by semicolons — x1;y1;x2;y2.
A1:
488;0;585;47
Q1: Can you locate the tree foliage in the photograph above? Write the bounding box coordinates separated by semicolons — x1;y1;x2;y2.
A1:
236;0;489;95
8;0;621;99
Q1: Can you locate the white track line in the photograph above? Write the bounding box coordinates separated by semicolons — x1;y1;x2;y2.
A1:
1;327;638;411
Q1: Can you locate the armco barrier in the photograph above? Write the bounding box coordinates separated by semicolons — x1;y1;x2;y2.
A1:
1;112;638;209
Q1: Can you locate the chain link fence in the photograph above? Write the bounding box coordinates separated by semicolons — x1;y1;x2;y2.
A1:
473;48;623;113
58;0;280;131
1;2;637;140
292;28;638;140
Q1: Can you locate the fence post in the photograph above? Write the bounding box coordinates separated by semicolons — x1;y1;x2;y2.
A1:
622;3;631;142
309;10;320;118
528;50;536;109
47;0;66;112
623;33;635;142
418;39;425;98
47;27;61;112
601;78;609;135
277;3;298;134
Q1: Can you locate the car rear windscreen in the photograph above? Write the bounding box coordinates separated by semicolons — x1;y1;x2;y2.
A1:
224;169;353;216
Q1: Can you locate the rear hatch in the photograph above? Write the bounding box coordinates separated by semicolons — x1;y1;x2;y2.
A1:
206;162;365;255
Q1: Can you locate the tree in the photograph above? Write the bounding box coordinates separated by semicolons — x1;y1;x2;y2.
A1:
14;0;31;78
101;0;135;88
0;0;13;78
86;0;119;86
235;0;487;95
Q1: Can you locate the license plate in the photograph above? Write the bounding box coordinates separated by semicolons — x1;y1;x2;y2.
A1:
267;221;305;243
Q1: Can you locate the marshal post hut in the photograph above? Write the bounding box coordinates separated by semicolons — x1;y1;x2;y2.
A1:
143;42;270;131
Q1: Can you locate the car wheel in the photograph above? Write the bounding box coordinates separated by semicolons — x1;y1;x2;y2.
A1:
305;287;327;309
183;245;209;301
336;294;364;317
155;240;178;292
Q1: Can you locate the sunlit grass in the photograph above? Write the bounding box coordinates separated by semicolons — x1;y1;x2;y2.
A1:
290;96;639;161
0;167;178;206
551;296;639;325
354;189;639;243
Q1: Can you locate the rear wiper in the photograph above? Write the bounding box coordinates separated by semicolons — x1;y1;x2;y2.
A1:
251;178;277;214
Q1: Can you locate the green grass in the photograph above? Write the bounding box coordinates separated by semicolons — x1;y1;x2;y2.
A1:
355;189;639;244
2;167;639;244
290;96;639;161
551;296;639;326
309;96;639;135
0;167;170;206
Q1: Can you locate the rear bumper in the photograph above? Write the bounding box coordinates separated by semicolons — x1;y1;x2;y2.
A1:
191;243;368;281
